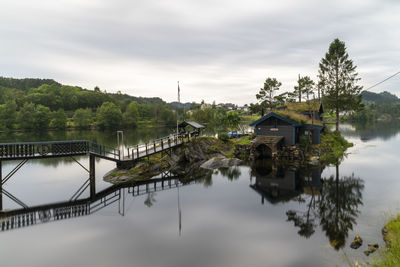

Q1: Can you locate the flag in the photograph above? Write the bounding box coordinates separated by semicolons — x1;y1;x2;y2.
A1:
178;81;180;103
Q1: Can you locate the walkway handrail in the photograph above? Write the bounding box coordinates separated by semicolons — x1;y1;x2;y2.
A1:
88;142;120;160
126;132;193;160
0;140;90;159
0;131;196;161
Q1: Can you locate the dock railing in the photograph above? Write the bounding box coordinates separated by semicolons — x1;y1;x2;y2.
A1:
0;140;90;159
0;131;199;161
126;132;197;160
88;142;121;160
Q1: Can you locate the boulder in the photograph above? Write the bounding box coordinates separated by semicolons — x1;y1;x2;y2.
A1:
350;235;363;249
364;244;379;256
200;157;243;170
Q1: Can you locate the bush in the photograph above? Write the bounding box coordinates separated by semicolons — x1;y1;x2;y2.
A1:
218;133;230;142
319;130;353;164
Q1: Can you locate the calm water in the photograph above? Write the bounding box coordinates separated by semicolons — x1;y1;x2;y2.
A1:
0;122;400;267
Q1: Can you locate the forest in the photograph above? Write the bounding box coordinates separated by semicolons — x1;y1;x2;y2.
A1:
346;90;400;122
0;77;244;132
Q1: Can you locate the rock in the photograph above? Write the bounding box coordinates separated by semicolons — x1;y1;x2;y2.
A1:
382;227;388;235
350;235;363;249
200;157;243;170
364;244;379;256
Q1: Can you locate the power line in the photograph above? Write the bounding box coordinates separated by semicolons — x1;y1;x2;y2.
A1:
365;71;400;91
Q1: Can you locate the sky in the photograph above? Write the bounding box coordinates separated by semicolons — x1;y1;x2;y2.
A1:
0;0;399;105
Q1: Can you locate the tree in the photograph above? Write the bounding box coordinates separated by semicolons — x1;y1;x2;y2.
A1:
256;78;282;110
0;100;17;129
222;111;240;131
33;105;51;130
73;108;93;128
123;101;139;128
293;75;315;102
318;38;363;131
50;109;67;129
17;102;35;129
96;102;122;129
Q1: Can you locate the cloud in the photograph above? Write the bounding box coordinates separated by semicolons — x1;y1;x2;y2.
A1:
0;0;399;104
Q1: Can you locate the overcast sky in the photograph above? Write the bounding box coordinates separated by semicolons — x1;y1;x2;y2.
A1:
0;0;399;105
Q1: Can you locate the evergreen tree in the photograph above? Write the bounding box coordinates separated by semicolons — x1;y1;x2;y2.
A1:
293;75;315;102
256;78;282;110
318;39;363;131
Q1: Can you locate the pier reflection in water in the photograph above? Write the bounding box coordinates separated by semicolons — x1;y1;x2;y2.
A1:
249;160;364;250
0;172;197;232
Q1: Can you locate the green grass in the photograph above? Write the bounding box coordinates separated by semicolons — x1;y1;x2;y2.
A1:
371;215;400;266
240;115;260;122
318;131;353;164
230;136;252;145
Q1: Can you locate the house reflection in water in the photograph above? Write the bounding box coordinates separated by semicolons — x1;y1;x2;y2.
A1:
249;160;323;205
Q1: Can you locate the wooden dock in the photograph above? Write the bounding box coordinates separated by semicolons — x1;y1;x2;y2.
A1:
0;132;193;163
0;132;198;212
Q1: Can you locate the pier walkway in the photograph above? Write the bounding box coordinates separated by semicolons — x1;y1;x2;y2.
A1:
0;132;194;163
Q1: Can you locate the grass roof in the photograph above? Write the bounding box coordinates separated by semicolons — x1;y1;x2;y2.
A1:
273;109;324;126
284;101;321;112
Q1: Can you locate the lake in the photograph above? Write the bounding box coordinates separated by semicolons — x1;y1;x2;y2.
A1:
0;122;399;267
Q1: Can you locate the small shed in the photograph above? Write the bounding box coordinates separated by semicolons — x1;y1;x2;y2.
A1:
178;121;205;137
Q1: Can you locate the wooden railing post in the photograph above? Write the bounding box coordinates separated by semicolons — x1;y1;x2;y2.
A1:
145;144;148;155
137;145;139;158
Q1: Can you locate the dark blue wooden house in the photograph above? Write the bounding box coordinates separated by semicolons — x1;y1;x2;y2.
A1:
249;112;324;145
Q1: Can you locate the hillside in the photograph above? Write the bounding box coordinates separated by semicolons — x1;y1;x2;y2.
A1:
361;90;399;104
0;76;178;131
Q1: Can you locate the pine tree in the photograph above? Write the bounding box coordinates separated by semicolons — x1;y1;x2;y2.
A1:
293;75;315;102
318;39;363;131
256;78;282;110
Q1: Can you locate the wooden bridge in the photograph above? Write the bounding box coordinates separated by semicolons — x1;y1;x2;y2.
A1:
0;133;193;162
0;174;197;232
0;131;199;211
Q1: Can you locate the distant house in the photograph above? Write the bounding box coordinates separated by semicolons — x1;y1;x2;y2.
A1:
249;111;324;145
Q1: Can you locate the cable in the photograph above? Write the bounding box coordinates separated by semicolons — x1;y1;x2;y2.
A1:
365;71;400;91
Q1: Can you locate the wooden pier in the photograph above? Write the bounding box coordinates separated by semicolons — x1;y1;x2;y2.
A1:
0;131;199;212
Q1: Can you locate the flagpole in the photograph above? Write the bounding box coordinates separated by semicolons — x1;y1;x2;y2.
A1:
176;81;180;138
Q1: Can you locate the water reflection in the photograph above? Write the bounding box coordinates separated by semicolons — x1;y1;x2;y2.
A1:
247;161;364;250
318;165;364;250
340;120;400;142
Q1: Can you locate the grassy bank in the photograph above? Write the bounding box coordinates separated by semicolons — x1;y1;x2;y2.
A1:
371;215;400;266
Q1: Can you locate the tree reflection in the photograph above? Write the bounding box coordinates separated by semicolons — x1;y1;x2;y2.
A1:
318;165;364;250
286;188;318;238
286;170;320;238
218;167;241;181
285;164;364;249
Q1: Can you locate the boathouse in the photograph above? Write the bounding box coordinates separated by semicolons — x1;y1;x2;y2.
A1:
249;112;324;145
